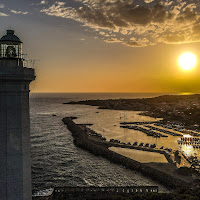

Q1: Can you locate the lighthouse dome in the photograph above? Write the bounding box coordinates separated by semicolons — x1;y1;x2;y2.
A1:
0;30;22;44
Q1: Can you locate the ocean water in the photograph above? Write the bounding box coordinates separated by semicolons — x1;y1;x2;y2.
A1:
30;93;170;193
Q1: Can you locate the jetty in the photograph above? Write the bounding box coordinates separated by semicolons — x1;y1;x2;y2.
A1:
120;125;168;138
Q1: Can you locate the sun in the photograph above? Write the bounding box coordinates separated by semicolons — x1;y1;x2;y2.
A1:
178;52;197;71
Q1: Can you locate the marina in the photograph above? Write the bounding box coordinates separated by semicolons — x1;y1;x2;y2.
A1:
177;136;200;169
62;116;198;190
74;109;200;170
120;125;168;138
89;119;200;170
84;125;187;166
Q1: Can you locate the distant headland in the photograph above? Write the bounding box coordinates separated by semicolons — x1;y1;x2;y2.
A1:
65;94;200;131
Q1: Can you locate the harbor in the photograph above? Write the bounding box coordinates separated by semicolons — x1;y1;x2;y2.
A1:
62;117;200;190
84;122;190;167
73;108;200;170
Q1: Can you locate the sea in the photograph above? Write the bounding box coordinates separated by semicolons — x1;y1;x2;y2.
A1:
30;93;171;193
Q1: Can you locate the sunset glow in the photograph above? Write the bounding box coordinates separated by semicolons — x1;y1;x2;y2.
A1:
1;0;200;93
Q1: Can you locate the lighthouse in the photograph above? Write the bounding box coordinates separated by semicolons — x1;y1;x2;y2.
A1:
0;30;35;200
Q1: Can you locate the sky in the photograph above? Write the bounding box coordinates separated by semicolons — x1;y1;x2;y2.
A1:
1;0;200;93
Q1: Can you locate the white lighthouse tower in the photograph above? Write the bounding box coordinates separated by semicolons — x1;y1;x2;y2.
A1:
0;30;35;200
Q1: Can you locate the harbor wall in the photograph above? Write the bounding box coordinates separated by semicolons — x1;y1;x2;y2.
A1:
62;117;190;189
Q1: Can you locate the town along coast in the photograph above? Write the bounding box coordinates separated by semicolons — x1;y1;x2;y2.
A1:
65;94;200;131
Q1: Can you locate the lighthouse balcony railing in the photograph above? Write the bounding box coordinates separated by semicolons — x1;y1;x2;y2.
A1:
0;58;35;69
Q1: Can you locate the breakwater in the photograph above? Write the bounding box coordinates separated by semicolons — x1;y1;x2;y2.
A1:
62;117;192;189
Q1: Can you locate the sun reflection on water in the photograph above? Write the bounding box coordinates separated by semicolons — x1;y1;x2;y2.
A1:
179;136;200;160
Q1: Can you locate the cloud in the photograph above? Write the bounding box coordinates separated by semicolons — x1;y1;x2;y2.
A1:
10;9;28;15
0;12;8;16
40;0;200;47
31;0;48;6
144;0;154;3
41;2;77;19
41;0;46;5
0;4;5;9
0;3;9;16
162;34;186;44
104;38;122;43
0;4;28;16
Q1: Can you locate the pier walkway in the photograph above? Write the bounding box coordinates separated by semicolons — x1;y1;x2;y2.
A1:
53;186;158;200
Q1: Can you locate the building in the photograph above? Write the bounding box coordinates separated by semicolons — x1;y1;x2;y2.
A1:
0;30;35;200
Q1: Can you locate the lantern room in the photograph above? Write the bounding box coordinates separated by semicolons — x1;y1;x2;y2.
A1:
0;30;22;60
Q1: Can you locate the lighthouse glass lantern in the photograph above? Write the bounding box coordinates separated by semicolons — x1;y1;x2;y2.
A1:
0;30;22;60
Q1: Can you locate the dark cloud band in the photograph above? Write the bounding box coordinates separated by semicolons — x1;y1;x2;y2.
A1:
40;0;200;47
